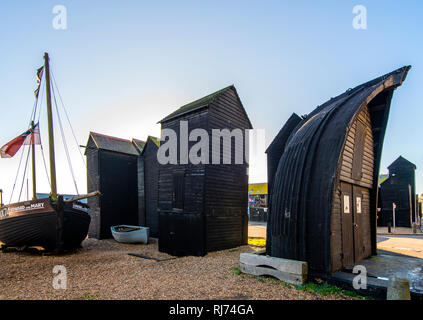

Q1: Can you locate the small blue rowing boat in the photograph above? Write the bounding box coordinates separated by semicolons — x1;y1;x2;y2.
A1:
111;225;149;244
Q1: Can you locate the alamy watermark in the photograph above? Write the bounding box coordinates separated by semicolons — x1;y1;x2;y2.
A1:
352;5;367;30
352;265;367;290
52;265;67;290
157;121;265;165
52;5;67;30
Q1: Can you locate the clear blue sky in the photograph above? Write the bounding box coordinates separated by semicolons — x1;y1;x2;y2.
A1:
0;0;422;202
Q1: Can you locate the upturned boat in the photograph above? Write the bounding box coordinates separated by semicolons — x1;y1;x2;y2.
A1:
111;225;150;244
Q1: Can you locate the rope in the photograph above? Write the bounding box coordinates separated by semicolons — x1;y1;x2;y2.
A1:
40;144;51;188
18;145;31;202
28;99;37;127
51;70;95;193
37;80;45;123
51;71;87;167
10;81;41;203
34;71;51;189
51;78;79;195
9;144;27;204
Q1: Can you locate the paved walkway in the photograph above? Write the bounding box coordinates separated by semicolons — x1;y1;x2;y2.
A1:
377;236;423;259
248;223;423;259
377;226;423;235
249;223;423;238
248;224;266;238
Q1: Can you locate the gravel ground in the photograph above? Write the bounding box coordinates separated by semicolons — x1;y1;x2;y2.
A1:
0;239;356;300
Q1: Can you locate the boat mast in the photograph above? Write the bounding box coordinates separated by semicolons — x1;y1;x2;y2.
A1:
31;120;37;200
44;52;58;201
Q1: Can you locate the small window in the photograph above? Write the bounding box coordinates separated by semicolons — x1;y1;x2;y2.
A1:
172;171;185;210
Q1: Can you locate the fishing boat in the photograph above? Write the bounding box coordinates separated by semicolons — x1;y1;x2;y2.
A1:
111;225;149;244
0;53;98;252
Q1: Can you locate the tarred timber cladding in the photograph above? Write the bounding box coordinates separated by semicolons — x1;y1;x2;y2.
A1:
157;110;207;214
266;114;302;194
158;86;251;256
339;108;374;188
206;88;250;251
157;111;208;256
143;139;159;237
86;133;141;239
86;136;101;239
137;156;145;226
268;66;410;274
379;156;417;227
98;151;138;238
331;106;374;271
330;186;343;271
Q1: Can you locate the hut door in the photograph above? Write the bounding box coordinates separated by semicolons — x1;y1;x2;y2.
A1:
341;182;370;266
353;185;371;261
341;182;354;266
352;186;363;262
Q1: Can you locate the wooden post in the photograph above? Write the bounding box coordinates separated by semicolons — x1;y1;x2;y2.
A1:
31;121;37;200
387;276;411;300
392;202;396;233
44;52;58;201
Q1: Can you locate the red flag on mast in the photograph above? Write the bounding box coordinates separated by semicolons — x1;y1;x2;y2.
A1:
0;123;41;158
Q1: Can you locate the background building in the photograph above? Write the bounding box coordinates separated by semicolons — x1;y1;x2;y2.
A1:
248;183;268;222
378;156;417;227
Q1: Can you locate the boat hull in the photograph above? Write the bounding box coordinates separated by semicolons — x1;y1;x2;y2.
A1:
111;225;149;244
0;198;90;250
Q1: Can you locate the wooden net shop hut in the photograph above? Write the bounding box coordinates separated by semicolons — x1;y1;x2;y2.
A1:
132;138;147;227
157;85;252;256
139;136;160;237
378;156;417;227
266;66;411;274
85;132;143;239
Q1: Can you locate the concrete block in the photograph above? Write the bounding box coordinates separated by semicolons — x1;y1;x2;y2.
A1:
387;276;411;300
240;253;307;275
240;263;306;285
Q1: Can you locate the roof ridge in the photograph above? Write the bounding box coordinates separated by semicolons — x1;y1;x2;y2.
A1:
90;131;132;143
158;85;234;123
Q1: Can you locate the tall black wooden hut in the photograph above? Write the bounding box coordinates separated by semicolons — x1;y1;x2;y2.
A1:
266;66;411;274
378;156;417;227
157;85;252;256
140;136;160;237
86;132;142;239
132;138;146;226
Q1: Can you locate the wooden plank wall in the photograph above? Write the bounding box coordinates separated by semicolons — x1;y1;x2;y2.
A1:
144;141;159;237
158;88;251;254
157;111;208;214
331;105;374;271
157;111;208;255
380;178;414;227
338;107;374;189
137;156;145;226
206;88;250;251
86;136;101;239
98;150;139;238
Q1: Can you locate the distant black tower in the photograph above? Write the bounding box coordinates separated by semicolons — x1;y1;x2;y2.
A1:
378;156;417;228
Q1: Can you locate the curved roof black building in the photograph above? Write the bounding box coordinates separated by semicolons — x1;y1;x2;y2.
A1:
267;66;411;274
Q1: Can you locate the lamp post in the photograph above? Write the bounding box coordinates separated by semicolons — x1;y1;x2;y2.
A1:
0;189;3;207
393;202;396;233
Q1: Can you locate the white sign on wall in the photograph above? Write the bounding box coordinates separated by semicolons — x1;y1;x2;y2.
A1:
343;195;350;213
356;197;362;214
